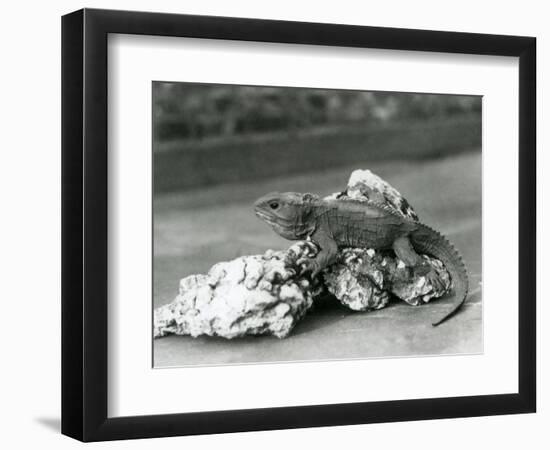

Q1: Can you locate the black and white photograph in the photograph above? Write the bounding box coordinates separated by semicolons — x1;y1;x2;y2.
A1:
1;0;541;446
152;82;482;367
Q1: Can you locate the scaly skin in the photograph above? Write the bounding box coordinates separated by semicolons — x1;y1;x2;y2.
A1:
254;192;469;326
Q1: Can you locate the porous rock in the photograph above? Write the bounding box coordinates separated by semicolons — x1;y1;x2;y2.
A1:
154;242;321;339
324;249;451;311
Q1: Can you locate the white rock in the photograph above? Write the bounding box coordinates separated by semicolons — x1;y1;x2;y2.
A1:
154;242;320;339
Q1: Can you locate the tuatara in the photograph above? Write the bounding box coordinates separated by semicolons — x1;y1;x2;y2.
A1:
254;192;468;326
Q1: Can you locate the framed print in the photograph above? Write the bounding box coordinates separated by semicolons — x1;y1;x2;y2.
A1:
61;8;536;442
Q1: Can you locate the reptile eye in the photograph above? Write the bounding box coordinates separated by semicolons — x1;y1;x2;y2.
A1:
269;201;279;210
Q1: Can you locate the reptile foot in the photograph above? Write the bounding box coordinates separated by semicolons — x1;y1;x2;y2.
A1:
424;267;445;292
296;257;321;278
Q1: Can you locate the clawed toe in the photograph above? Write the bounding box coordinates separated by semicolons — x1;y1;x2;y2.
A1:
296;258;320;278
425;270;445;291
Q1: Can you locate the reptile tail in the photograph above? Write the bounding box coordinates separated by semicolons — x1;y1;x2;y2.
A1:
410;224;469;326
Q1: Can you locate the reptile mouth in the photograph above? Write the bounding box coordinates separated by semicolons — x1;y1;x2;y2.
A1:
255;210;275;224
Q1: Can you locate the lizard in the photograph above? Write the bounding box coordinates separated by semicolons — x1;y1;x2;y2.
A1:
254;192;469;326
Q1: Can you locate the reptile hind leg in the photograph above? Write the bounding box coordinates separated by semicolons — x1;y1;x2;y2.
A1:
393;235;425;269
393;236;444;290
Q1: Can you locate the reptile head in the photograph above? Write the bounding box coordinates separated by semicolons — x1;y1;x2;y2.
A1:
254;192;318;240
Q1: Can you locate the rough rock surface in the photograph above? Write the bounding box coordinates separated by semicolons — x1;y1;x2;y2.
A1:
324;249;451;311
154;242;321;339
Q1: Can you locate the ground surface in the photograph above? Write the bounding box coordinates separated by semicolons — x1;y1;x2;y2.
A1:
153;151;482;367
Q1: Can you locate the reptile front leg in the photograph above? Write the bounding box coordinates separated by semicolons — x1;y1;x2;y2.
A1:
297;231;339;278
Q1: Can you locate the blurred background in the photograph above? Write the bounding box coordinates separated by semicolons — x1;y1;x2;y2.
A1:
153;83;482;367
153;83;481;192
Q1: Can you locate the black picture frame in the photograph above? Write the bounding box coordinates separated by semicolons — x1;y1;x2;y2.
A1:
62;8;536;442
